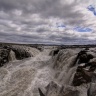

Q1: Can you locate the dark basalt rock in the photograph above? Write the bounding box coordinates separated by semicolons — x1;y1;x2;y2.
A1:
78;53;94;64
0;45;32;67
83;61;96;72
72;50;96;86
77;49;93;63
49;49;60;56
38;88;45;96
72;66;94;86
0;49;10;67
71;49;94;67
11;46;32;60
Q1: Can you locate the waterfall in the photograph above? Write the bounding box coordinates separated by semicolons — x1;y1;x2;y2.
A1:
8;50;16;61
0;46;96;96
0;48;55;96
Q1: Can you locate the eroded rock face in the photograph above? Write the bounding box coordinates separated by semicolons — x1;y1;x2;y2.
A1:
12;47;31;60
49;49;60;56
11;45;40;57
42;48;96;96
78;52;94;64
72;66;93;86
72;61;96;86
39;81;79;96
0;49;10;66
0;45;40;67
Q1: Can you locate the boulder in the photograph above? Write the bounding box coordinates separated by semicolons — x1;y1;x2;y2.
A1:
0;49;10;66
77;49;94;64
49;49;60;56
39;81;79;96
0;45;34;67
82;61;96;72
72;66;94;86
12;47;31;60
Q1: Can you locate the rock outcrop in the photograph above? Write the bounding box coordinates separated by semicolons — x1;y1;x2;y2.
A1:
77;50;94;64
72;66;93;86
40;48;96;96
49;49;60;56
0;45;40;67
0;49;10;66
39;81;79;96
12;46;31;60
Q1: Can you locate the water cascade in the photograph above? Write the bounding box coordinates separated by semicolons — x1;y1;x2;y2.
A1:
8;50;16;61
0;46;96;96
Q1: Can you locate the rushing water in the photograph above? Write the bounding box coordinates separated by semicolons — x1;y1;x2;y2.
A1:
0;49;55;96
0;48;96;96
8;50;16;61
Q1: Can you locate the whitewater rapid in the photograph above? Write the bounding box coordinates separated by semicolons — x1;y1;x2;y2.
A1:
0;49;55;96
0;47;96;96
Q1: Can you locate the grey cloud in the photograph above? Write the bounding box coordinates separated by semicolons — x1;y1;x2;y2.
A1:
0;0;95;45
20;20;48;28
0;31;95;45
0;0;87;27
0;0;17;11
36;28;47;32
0;0;83;18
0;32;44;43
0;0;31;11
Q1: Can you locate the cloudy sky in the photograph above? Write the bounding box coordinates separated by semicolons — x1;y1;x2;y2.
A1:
0;0;96;45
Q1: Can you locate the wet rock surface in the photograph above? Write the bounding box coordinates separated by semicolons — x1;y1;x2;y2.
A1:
12;46;31;60
39;81;79;96
49;49;60;56
0;49;10;66
43;47;96;96
0;45;40;67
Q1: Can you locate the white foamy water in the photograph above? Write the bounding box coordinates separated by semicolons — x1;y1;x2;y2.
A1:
0;47;96;96
8;50;16;61
51;48;96;96
0;49;55;96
